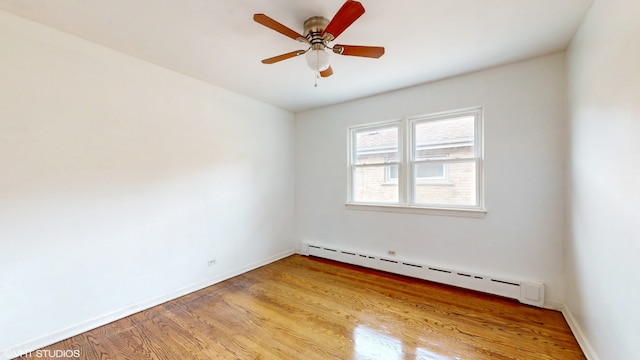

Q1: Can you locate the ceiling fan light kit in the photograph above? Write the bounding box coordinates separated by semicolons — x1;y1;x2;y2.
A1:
254;0;384;84
306;49;331;72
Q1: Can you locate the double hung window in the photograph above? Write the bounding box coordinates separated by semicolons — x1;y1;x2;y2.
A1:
348;107;484;214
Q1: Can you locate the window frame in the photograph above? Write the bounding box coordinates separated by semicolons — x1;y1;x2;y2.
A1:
346;107;485;217
348;120;403;204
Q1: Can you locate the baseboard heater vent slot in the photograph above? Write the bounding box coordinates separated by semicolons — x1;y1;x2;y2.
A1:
303;242;545;307
491;279;520;287
403;263;423;268
429;267;451;274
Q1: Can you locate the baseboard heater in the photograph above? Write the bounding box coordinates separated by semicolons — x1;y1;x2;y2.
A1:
301;243;544;308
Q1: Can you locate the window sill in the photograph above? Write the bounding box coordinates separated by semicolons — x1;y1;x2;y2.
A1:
345;203;487;218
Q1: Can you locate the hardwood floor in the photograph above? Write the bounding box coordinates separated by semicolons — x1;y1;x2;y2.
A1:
31;255;585;359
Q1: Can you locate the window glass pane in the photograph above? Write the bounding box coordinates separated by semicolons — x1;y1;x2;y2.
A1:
414;116;474;160
415;162;445;180
387;164;398;181
414;161;476;206
355;126;399;165
353;165;399;203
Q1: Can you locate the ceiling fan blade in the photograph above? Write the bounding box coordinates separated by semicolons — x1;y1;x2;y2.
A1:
322;1;365;41
254;14;306;41
333;45;385;58
320;66;334;77
261;50;305;64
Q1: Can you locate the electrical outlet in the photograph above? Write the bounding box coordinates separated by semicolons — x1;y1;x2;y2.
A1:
207;259;217;266
387;250;396;256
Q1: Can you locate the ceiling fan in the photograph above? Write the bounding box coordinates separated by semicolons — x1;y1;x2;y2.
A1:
253;0;385;80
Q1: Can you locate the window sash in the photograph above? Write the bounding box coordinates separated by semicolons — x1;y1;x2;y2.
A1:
351;163;401;205
351;123;401;166
409;158;480;208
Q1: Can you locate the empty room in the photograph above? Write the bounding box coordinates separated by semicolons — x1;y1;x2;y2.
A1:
1;0;638;359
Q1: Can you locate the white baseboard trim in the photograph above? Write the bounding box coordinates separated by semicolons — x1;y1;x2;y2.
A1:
542;300;563;311
560;304;599;360
0;249;295;360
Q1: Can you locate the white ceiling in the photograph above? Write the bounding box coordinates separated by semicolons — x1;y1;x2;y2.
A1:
0;0;593;113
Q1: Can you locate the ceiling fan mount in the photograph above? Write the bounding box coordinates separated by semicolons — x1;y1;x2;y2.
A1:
253;0;385;79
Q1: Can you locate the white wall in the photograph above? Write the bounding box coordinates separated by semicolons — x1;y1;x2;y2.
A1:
566;0;640;359
0;10;295;356
296;53;567;305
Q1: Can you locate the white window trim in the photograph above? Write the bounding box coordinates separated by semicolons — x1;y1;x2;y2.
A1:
346;107;485;217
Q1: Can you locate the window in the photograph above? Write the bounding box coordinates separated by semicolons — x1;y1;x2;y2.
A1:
348;108;484;215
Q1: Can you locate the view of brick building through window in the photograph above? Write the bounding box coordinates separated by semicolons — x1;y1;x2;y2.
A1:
352;115;477;207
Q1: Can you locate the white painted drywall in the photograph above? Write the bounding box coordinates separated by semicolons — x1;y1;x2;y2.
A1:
566;0;640;358
296;53;567;305
0;10;295;356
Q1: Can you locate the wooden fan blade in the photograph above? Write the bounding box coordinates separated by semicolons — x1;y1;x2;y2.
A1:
254;14;306;41
334;45;385;58
322;1;365;41
261;50;305;64
320;66;334;77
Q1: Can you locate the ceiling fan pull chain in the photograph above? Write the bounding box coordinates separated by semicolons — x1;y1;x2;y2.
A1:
314;47;320;87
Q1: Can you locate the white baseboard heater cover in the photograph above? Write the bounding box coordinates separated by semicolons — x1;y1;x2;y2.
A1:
303;243;544;308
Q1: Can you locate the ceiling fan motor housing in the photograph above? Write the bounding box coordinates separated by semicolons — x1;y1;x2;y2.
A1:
304;16;330;50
